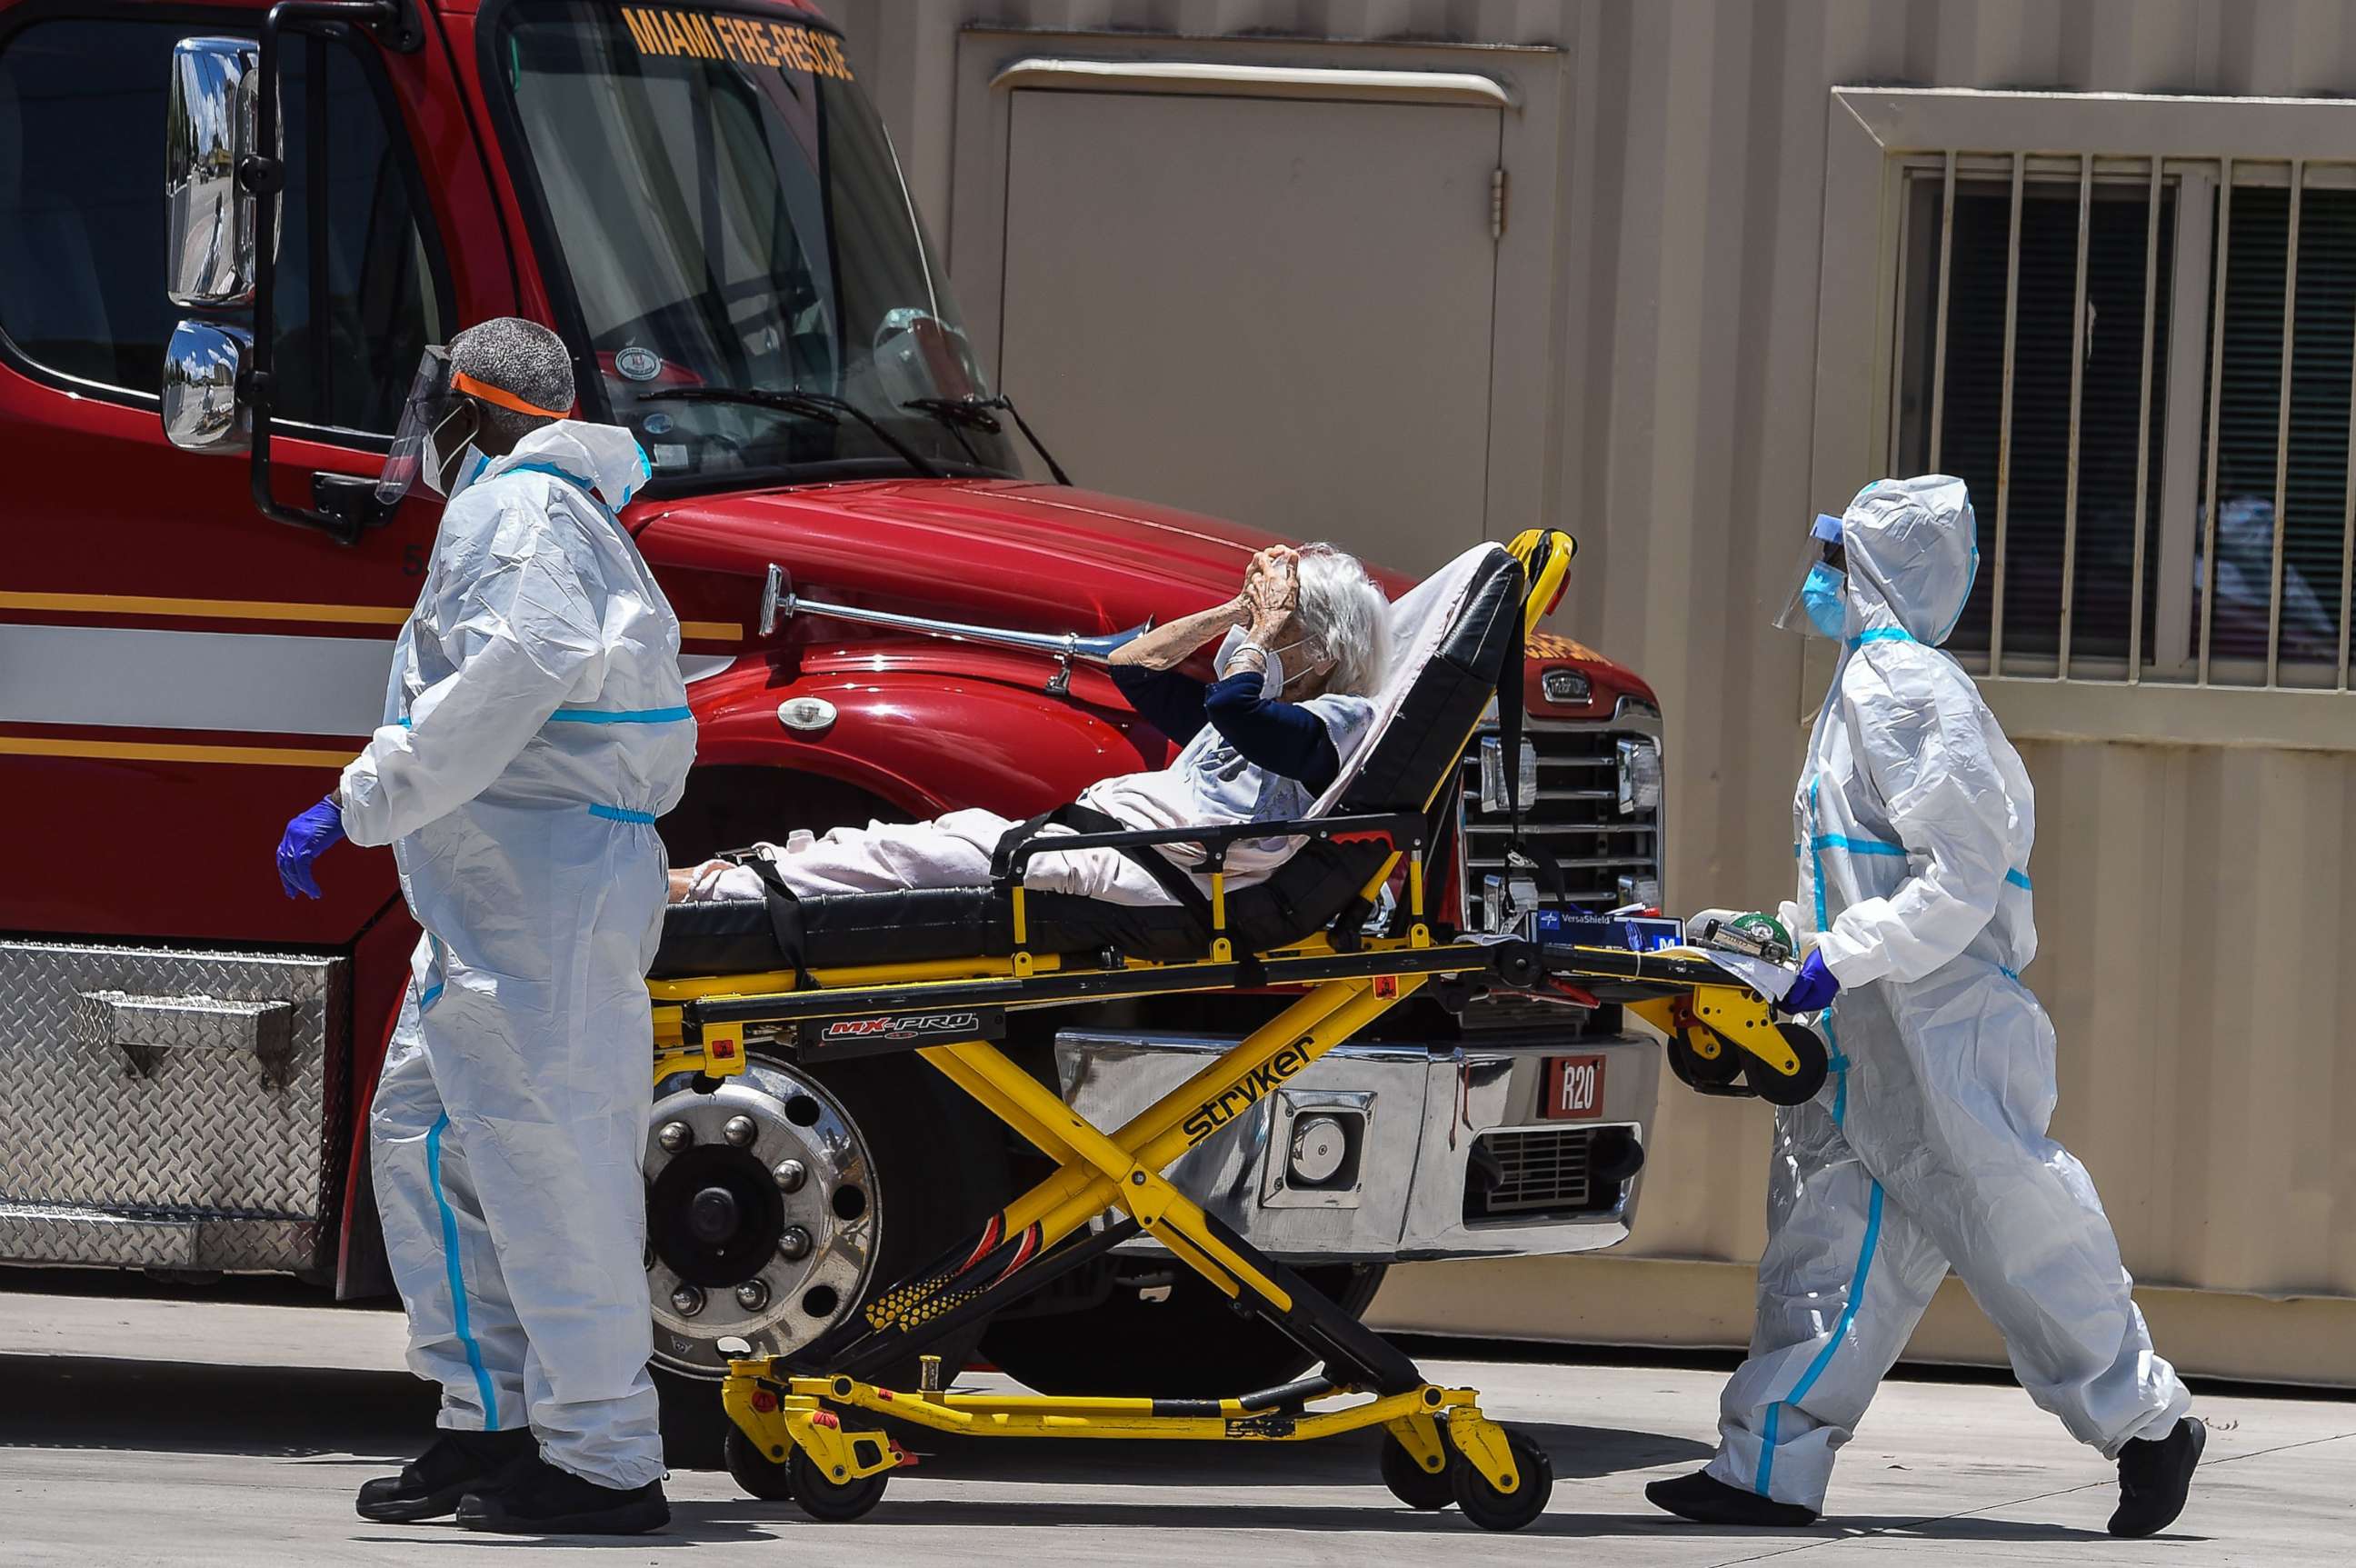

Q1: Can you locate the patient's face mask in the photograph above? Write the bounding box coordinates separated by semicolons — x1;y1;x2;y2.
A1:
1773;514;1850;640
1215;625;1291;699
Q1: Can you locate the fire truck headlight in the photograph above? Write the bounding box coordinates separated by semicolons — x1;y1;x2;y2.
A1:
1616;735;1662;814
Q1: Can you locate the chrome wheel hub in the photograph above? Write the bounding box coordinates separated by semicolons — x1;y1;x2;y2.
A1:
644;1056;877;1378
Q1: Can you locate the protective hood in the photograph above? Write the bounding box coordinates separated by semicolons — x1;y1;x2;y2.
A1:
1835;474;1978;645
464;420;654;509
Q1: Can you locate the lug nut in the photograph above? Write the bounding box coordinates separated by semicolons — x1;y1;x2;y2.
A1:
723;1114;757;1147
777;1225;813;1262
656;1121;694;1154
734;1279;771;1313
670;1284;706;1318
771;1158;807;1193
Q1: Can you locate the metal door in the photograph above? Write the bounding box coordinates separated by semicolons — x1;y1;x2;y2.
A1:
994;83;1502;576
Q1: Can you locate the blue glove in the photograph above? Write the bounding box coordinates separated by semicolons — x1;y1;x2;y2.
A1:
1782;949;1839;1014
276;796;346;899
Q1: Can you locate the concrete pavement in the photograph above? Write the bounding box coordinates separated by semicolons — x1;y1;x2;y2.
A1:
1;1279;2349;1566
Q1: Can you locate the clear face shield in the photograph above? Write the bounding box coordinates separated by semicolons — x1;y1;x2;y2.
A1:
376;345;478;504
1773;513;1851;639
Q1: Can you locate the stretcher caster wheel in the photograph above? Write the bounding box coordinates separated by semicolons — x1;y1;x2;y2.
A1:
724;1426;796;1503
1743;1024;1829;1107
1380;1423;1456;1510
1667;1028;1743;1093
1451;1431;1553;1532
788;1446;890;1523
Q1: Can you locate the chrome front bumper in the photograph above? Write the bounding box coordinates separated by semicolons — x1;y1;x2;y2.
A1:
1053;1025;1660;1263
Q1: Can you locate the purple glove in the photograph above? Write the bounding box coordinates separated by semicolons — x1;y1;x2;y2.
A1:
276;796;346;899
1782;949;1839;1014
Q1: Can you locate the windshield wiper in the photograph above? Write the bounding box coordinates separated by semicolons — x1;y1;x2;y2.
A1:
640;387;945;480
903;395;1072;486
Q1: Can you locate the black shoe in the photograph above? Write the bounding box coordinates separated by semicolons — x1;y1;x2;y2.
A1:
456;1453;669;1535
1645;1470;1820;1527
2110;1416;2205;1538
356;1428;536;1523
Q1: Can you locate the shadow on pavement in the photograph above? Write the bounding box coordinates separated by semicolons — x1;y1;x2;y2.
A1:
897;1417;1709;1485
670;1498;2167;1545
0;1353;2206;1551
0;1354;435;1461
0;1353;1710;1481
0;1353;1709;1486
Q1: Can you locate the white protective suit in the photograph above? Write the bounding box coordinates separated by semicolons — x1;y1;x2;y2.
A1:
1707;475;2188;1510
351;422;693;1491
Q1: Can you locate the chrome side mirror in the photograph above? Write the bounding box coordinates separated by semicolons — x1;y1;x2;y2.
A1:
162;319;254;454
165;37;270;308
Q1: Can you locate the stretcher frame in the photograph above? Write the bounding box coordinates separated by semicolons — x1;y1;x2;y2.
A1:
641;534;1823;1527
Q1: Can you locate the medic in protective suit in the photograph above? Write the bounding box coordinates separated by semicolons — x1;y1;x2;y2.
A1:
275;318;691;1535
1646;476;2203;1537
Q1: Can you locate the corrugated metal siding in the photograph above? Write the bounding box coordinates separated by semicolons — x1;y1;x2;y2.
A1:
839;0;2356;1373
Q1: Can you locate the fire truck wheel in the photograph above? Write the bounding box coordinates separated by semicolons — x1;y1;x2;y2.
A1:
652;1054;1008;1467
977;1262;1387;1398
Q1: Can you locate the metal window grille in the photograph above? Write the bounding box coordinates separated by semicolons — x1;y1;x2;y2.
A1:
1892;152;2356;691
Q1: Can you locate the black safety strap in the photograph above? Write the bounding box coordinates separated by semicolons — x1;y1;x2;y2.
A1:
992;804;1217;928
733;852;814;989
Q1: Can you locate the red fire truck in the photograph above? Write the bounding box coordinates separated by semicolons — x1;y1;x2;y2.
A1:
0;0;1667;1417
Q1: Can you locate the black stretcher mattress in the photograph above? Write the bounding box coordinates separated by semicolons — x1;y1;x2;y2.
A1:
650;837;1393;978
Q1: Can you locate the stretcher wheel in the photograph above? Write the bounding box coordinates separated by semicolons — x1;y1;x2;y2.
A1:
1380;1423;1456;1510
789;1445;890;1523
1667;1028;1744;1092
1450;1429;1553;1532
1743;1023;1830;1107
724;1426;796;1502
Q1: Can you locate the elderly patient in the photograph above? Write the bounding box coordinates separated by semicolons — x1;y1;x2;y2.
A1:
672;544;1389;907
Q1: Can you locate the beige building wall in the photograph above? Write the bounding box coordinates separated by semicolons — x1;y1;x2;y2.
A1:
837;0;2356;1385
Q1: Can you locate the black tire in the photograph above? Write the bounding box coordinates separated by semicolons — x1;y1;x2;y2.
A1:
1743;1022;1830;1107
1380;1422;1457;1511
656;1054;1011;1468
724;1424;796;1502
1667;1028;1744;1092
789;1444;891;1523
1450;1429;1553;1532
980;1262;1387;1398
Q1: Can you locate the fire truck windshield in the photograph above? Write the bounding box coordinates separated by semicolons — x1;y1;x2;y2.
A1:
491;3;1020;489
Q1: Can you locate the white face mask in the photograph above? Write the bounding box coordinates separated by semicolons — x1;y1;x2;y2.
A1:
422;428;488;498
420;403;485;497
1215;625;1288;699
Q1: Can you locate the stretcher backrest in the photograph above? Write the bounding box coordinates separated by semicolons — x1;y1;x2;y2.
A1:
1328;544;1524;816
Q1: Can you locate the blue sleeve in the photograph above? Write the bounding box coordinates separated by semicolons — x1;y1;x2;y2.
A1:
1203;671;1343;794
1111;663;1208;745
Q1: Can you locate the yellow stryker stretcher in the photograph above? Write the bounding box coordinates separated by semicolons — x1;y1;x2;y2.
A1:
643;531;1828;1529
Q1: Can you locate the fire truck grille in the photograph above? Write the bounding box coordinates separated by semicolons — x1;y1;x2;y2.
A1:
1456;719;1662;928
1463;1126;1627;1220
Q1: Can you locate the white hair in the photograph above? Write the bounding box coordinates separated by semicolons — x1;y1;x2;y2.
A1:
1294;544;1390;698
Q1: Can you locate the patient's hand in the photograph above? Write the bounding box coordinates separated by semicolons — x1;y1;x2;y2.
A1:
666;867;699;904
1243;548;1300;624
